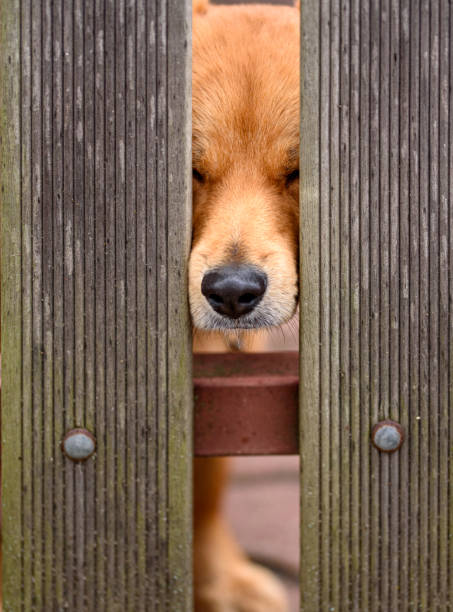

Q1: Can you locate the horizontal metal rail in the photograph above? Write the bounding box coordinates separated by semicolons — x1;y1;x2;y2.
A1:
194;352;299;456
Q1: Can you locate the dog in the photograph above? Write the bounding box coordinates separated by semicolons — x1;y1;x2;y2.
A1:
190;1;300;610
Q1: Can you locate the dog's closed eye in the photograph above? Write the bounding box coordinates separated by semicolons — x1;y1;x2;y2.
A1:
193;167;205;183
285;168;299;187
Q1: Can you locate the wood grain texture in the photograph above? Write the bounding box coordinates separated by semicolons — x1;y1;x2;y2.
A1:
299;1;453;609
1;0;192;609
0;0;22;608
299;0;321;607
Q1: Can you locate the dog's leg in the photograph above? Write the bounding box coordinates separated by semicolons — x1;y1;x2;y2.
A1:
194;457;288;612
193;332;288;611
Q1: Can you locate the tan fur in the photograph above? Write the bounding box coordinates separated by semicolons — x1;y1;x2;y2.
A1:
192;2;299;611
190;3;300;334
193;0;209;15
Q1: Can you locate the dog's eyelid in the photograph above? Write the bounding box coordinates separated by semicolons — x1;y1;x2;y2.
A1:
285;168;299;183
193;168;205;182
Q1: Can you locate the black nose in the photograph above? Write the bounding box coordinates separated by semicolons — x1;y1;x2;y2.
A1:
201;265;267;319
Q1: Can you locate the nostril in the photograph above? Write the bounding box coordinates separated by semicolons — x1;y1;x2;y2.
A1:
209;293;224;305
238;293;257;305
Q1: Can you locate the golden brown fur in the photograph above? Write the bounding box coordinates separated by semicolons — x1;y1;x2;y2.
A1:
192;2;299;611
190;2;300;336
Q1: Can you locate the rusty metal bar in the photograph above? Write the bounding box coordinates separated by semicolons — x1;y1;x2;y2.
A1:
194;352;299;456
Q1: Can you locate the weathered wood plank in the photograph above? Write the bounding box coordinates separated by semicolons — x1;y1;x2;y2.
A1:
418;3;430;608
368;2;381;607
300;1;453;609
299;0;321;608
388;1;401;608
82;0;97;606
93;0;107;605
438;2;451;605
1;1;192;609
104;0;117;605
398;1;411;608
318;1;332;607
0;1;22;609
41;0;55;606
19;0;34;607
51;0;65;605
166;0;193;606
358;1;371;607
339;1;351;606
145;0;159;607
134;0;148;608
329;2;342;606
408;1;421;607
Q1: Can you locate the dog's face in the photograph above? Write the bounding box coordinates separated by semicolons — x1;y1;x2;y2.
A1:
190;2;299;333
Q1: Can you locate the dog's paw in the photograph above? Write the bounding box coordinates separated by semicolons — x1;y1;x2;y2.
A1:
195;559;288;612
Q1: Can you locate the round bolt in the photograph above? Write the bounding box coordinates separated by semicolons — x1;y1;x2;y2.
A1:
62;428;96;461
371;420;404;453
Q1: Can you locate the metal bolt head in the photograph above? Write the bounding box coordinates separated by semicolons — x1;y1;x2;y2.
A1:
62;428;96;461
371;420;404;453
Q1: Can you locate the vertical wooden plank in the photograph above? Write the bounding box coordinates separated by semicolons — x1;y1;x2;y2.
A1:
113;0;127;607
73;1;87;608
318;0;331;608
41;0;55;606
125;0;138;607
418;2;430;608
30;0;44;604
62;0;76;604
368;2;381;607
388;1;401;609
20;0;34;608
329;0;342;607
103;0;117;605
438;1;451;606
349;0;361;606
300;0;452;609
398;0;411;609
339;1;351;607
145;0;159;606
52;0;65;605
299;1;321;609
0;1;22;609
428;1;440;607
93;0;107;606
82;0;97;606
166;0;193;604
359;2;371;610
155;0;170;605
408;1;421;607
357;2;371;610
446;3;453;594
2;0;192;609
378;1;391;604
135;1;148;609
378;0;394;605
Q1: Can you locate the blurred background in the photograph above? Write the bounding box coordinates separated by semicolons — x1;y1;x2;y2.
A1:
208;2;299;608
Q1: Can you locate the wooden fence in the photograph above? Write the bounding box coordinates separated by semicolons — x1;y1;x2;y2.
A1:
300;1;453;610
1;0;192;609
1;0;452;610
